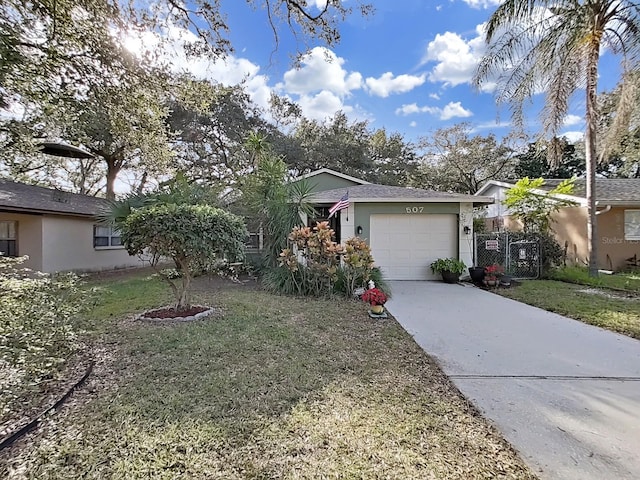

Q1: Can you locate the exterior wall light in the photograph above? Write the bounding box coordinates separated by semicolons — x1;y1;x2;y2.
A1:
356;226;363;235
463;225;471;235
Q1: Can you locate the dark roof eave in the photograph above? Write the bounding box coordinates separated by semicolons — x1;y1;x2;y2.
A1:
0;206;99;217
596;200;640;207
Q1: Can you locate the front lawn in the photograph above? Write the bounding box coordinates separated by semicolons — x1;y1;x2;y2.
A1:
1;273;535;479
550;266;640;292
498;280;640;339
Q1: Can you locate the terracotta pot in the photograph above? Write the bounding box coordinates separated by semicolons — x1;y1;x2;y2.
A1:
484;278;497;287
370;304;385;314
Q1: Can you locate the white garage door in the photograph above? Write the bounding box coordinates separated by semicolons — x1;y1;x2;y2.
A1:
370;214;458;280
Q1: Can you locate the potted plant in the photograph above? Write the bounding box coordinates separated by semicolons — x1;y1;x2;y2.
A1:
483;264;504;287
468;266;486;283
361;286;388;315
430;257;466;283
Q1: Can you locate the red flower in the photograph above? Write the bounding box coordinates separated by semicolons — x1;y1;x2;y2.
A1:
484;264;504;280
361;287;387;306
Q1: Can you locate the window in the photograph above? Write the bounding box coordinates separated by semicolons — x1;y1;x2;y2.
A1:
93;225;122;248
624;210;640;240
245;232;262;251
0;220;17;256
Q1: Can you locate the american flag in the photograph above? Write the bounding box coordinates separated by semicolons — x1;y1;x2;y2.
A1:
328;191;349;218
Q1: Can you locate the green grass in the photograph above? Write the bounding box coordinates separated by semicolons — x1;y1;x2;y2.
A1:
1;274;535;479
499;280;640;339
79;272;171;334
550;266;640;292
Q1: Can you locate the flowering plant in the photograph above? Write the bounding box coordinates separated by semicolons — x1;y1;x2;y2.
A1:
361;287;387;306
484;264;505;281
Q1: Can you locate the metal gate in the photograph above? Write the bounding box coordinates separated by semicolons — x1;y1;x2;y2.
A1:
474;233;540;279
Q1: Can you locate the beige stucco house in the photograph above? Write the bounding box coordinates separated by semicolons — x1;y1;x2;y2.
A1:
0;179;146;273
295;169;494;280
475;179;640;271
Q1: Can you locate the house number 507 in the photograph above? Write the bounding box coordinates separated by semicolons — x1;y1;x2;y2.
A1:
405;207;424;213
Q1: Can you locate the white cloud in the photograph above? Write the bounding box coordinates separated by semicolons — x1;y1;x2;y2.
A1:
396;103;428;116
281;47;363;97
562;131;584;143
183;55;273;111
461;0;502;8
563;114;583;127
364;72;426;98
124;26;273;110
471;120;512;132
429;93;440;100
440;101;473;120
395;101;472;120
409;121;418;127
297;90;352;122
421;25;487;88
277;47;370;121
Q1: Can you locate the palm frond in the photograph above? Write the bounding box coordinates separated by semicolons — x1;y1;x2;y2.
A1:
599;69;639;162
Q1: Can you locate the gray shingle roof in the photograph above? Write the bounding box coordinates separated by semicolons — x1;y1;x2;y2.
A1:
308;184;486;203
0;179;109;217
537;178;640;203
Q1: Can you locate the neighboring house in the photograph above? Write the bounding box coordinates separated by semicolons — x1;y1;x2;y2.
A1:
475;179;640;271
294;168;494;280
0;179;146;273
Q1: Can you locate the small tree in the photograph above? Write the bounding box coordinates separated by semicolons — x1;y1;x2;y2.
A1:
120;204;247;310
503;178;576;233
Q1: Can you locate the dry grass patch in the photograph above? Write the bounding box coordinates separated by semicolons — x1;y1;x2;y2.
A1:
1;274;536;479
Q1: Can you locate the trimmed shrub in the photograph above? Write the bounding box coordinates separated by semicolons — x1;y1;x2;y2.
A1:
121;203;247;309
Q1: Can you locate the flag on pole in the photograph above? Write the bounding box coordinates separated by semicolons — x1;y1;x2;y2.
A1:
328;191;349;218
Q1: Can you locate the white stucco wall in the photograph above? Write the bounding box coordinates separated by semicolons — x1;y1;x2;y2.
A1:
340;204;356;240
483;185;511;218
41;215;146;273
459;203;474;268
0;212;44;270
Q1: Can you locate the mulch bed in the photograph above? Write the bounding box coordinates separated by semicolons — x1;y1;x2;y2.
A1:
141;305;210;319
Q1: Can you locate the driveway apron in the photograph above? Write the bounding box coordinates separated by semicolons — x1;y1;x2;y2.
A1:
386;281;640;480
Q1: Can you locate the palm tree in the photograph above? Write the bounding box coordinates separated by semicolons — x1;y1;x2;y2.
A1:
474;1;640;276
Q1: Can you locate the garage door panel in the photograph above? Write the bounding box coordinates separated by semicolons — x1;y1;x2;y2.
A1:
370;214;457;280
413;233;430;243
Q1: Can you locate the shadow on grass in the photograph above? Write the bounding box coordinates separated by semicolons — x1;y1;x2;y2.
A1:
2;281;536;479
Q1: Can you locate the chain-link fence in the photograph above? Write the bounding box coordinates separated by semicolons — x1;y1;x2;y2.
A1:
474;232;540;279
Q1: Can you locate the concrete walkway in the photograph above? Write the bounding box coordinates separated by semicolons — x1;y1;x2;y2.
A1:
386;281;640;480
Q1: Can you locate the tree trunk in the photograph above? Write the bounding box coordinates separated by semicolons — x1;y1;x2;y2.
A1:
585;43;600;277
176;261;191;310
104;152;124;201
106;164;119;201
135;171;148;195
176;257;191;310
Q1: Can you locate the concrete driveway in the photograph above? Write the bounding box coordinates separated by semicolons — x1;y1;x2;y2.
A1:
386;281;640;480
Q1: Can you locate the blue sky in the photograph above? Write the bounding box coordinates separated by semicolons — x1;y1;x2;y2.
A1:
150;0;625;144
